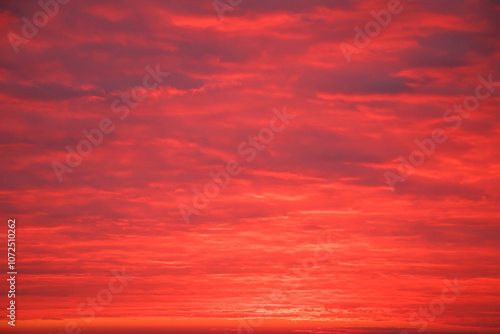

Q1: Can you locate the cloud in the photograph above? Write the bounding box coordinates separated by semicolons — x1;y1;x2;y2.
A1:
0;0;499;333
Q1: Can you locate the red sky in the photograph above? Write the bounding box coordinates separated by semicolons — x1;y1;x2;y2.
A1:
0;0;499;333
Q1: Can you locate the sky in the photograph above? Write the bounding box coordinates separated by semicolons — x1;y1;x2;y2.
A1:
0;0;499;333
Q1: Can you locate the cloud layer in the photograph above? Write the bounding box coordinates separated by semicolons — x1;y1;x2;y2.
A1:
0;0;499;333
